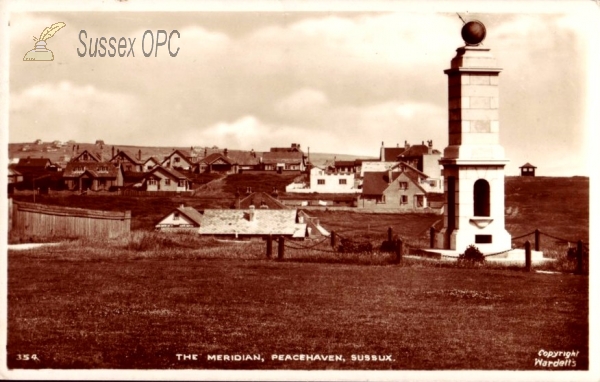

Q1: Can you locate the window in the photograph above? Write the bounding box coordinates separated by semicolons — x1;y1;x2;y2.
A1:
401;195;408;204
98;166;108;172
165;179;171;186
317;179;325;185
339;179;347;185
399;182;408;190
475;235;492;244
174;157;181;163
473;179;490;216
178;180;186;187
73;166;84;173
173;212;180;221
148;179;157;185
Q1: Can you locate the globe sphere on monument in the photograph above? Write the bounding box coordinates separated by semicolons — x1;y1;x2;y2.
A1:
461;20;486;45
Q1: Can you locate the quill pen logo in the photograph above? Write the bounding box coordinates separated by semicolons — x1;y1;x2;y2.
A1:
23;22;66;61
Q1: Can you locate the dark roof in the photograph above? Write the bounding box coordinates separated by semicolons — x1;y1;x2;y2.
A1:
123;171;147;182
15;157;52;169
162;150;195;165
72;150;102;162
261;151;304;164
200;153;235;165
397;144;441;158
519;162;537;169
110;150;143;165
147;165;189;180
63;162;120;178
391;161;429;178
239;192;288;209
362;171;401;195
334;160;356;167
227;151;260;166
382;147;406;161
156;206;203;227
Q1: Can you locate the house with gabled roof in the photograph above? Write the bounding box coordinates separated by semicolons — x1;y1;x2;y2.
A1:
63;162;124;192
155;204;203;231
519;162;537;177
161;149;195;171
142;156;161;172
196;151;238;174
360;163;434;212
109;150;144;172
397;140;442;188
198;207;306;239
141;165;191;192
71;149;103;163
259;151;306;172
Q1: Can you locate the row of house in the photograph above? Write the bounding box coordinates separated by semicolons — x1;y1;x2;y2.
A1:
285;140;445;212
9;143;308;193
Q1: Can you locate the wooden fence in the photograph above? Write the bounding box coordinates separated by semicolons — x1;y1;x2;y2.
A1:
10;199;131;239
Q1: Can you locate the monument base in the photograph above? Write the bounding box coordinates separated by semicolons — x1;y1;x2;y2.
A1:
418;248;551;265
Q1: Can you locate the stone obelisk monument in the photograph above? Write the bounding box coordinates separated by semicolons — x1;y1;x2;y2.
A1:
435;21;512;254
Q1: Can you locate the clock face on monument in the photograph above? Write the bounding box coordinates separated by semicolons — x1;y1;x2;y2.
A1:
461;20;486;45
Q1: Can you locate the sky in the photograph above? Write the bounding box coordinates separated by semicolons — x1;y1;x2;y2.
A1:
6;4;598;176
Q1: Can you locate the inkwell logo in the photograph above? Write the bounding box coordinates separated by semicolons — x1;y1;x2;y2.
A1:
23;22;66;61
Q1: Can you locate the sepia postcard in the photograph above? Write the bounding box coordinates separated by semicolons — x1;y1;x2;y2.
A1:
0;1;598;381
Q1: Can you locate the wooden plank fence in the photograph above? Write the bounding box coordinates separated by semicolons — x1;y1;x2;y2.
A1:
10;199;131;239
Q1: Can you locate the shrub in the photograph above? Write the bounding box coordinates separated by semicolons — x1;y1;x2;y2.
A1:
458;244;485;263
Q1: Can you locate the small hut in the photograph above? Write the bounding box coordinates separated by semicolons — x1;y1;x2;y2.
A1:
519;163;537;177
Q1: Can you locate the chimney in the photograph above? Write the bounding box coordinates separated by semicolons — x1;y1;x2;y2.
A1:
380;141;385;162
387;168;393;184
204;147;207;157
251;148;255;158
224;148;228;157
138;149;142;160
249;205;255;221
111;146;115;158
427;140;433;154
396;143;399;148
404;140;409;150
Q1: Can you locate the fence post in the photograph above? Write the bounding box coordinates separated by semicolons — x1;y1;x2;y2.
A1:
534;229;540;252
388;227;392;242
330;231;336;248
430;227;435;249
524;240;531;272
266;235;272;259
576;240;583;275
395;239;403;264
278;236;285;260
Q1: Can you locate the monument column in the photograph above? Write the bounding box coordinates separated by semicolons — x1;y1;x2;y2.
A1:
435;21;511;253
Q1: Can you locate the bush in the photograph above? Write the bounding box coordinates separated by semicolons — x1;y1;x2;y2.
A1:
458;244;485;263
566;245;588;260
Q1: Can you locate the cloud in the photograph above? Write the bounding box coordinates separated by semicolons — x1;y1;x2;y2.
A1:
10;81;141;143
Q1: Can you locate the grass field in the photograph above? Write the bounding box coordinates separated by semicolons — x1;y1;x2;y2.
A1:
7;237;589;370
6;175;589;370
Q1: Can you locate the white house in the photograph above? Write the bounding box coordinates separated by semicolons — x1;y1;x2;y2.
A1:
286;166;360;194
155;205;203;231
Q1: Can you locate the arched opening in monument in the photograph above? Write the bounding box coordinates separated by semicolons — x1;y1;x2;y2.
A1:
473;179;490;217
